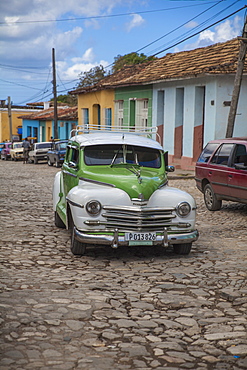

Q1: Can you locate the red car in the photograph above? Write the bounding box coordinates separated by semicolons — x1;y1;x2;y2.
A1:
195;137;247;211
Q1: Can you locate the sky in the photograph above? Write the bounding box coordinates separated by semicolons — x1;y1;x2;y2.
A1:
0;0;246;106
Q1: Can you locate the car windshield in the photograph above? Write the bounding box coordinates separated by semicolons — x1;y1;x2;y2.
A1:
57;142;67;150
13;143;22;148
36;143;52;149
84;144;161;168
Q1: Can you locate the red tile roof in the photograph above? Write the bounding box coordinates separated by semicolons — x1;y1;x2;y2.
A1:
71;38;247;94
18;106;78;120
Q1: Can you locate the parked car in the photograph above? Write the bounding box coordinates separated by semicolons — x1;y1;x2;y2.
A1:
10;142;24;161
0;143;5;155
195;137;247;211
28;142;52;164
53;125;199;256
1;142;12;160
47;140;68;168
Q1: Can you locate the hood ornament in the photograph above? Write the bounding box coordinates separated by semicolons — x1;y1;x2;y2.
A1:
128;167;142;183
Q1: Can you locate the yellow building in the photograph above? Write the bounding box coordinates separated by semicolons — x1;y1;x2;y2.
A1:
76;89;114;127
0;107;41;142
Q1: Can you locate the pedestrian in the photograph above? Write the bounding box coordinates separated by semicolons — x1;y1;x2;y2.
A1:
22;137;30;164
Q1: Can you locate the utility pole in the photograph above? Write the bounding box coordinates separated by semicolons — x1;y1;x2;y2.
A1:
226;16;247;138
7;96;13;141
52;48;58;139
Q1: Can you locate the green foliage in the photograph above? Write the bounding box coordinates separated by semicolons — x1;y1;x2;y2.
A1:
112;52;156;73
50;94;77;106
76;65;107;88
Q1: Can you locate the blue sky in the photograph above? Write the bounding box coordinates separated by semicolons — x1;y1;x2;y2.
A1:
0;0;246;105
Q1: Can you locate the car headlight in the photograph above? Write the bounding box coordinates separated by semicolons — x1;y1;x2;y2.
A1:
176;202;191;217
86;200;102;215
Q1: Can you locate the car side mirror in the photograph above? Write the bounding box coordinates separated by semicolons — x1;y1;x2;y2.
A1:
68;161;78;169
164;151;175;172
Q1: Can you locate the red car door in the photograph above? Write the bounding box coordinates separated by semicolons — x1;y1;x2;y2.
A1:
208;143;235;198
227;144;247;201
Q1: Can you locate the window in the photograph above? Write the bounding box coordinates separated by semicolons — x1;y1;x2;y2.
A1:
115;101;124;127
84;144;161;168
136;99;148;129
82;108;89;127
211;144;234;166
105;108;112;128
197;143;219;163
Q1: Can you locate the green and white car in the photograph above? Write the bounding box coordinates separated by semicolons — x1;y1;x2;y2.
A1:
53;126;199;255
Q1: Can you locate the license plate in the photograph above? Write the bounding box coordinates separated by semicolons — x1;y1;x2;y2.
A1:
125;232;156;246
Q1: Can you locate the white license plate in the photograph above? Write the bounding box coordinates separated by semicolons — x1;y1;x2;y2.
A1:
125;232;156;246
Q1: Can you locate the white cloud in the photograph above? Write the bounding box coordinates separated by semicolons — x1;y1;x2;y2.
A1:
57;58;109;80
178;16;242;51
185;21;198;29
126;14;145;32
71;48;95;63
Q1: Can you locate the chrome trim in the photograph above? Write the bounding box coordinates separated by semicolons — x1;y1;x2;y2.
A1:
74;228;199;248
79;177;116;188
62;170;77;178
66;197;84;208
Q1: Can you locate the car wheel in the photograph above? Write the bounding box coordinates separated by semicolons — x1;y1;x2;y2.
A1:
204;184;222;211
71;224;86;255
14;157;17;161
48;158;53;166
55;158;61;168
173;243;192;255
34;157;38;164
54;211;65;228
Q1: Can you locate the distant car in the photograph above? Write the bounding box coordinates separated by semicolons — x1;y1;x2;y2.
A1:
0;143;5;155
1;142;12;160
10;142;24;161
47;140;68;168
195;137;247;211
28;142;52;164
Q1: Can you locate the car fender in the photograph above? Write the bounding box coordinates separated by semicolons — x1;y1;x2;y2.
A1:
67;182;132;229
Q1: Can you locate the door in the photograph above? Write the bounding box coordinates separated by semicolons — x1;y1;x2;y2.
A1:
227;144;247;201
208;143;235;197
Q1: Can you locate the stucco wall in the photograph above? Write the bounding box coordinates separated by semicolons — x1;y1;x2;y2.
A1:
77;89;115;126
153;75;247;168
0;109;37;142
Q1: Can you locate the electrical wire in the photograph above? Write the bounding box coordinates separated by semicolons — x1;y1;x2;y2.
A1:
0;2;221;26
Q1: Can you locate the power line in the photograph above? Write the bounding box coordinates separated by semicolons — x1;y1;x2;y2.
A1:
152;4;247;57
0;2;221;26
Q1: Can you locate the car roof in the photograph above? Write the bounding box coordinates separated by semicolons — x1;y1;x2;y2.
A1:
70;132;163;151
207;137;247;144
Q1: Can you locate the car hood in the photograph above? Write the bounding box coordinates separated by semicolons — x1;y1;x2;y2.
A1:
81;166;167;200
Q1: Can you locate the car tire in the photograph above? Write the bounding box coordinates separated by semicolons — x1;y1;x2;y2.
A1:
173;243;192;255
54;158;60;168
54;211;66;228
204;184;222;211
34;157;38;164
71;225;86;255
48;158;53;166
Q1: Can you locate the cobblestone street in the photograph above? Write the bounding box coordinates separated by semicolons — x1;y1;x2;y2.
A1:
0;160;246;370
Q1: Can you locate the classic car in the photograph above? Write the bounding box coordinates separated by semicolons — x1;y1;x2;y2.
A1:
1;142;12;160
53;125;199;256
47;140;68;167
28;142;52;164
10;142;24;161
195;137;247;210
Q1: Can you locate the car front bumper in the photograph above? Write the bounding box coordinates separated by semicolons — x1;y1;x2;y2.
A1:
74;227;199;249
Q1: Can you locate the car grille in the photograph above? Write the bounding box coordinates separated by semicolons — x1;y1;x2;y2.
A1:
102;205;177;231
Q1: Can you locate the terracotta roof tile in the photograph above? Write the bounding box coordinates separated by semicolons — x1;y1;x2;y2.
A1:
18;106;78;120
71;38;246;94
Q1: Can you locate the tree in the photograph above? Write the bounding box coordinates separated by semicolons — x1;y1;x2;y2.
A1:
50;94;77;106
112;52;156;73
76;65;107;88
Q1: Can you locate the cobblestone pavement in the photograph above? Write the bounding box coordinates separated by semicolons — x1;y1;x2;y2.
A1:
0;160;246;370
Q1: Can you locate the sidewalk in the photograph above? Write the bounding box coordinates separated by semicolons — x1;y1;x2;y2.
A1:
167;167;195;179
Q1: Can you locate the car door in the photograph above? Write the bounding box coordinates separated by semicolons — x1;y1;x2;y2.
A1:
207;143;235;198
62;143;80;197
227;143;247;201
